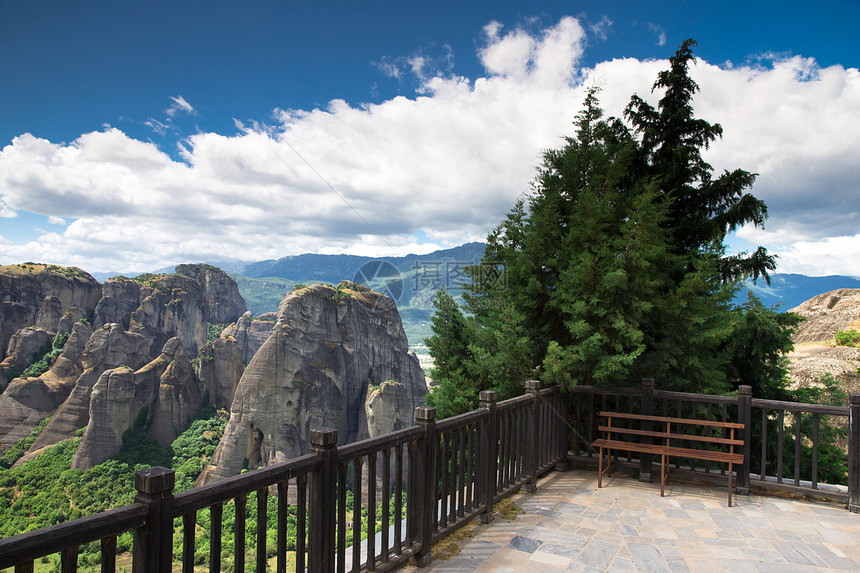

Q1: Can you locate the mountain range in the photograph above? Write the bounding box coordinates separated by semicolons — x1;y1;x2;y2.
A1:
91;242;860;346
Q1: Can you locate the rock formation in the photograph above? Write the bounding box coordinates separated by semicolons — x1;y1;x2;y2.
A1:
199;282;426;484
1;326;51;373
221;311;276;364
0;264;101;363
71;337;201;469
175;264;246;325
197;337;245;409
788;289;860;394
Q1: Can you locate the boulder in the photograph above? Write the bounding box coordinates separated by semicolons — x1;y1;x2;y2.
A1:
199;281;426;484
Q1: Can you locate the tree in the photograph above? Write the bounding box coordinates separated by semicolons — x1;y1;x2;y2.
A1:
427;40;796;416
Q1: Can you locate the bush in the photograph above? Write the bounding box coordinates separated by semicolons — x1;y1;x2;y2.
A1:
835;329;860;347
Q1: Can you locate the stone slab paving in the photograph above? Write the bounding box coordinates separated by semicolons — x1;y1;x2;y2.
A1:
406;470;860;572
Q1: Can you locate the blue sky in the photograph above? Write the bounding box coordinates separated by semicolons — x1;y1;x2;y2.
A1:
1;0;859;275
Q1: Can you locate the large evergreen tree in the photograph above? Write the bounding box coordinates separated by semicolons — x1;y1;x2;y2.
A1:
427;40;798;416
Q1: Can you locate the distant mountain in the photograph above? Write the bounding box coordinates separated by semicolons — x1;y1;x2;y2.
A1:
739;274;860;310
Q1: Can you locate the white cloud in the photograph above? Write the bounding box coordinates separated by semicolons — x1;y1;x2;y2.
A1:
167;95;195;117
0;17;858;276
48;216;66;226
648;23;667;46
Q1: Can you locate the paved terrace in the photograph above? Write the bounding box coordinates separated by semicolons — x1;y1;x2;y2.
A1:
401;469;860;572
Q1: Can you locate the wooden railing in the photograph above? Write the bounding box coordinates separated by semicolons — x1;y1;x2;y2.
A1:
0;381;567;572
569;378;860;510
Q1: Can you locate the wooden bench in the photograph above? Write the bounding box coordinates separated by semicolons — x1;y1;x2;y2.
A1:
592;411;745;506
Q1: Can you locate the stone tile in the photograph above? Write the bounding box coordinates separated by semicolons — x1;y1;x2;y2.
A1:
529;549;572;567
506;535;542;554
627;543;671;573
577;539;618;570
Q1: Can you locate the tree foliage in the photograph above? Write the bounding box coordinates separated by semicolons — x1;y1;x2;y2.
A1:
428;39;798;416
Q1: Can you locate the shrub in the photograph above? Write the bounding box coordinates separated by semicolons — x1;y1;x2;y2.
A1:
835;329;860;347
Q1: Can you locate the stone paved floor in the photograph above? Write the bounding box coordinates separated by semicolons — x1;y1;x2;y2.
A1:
405;469;860;572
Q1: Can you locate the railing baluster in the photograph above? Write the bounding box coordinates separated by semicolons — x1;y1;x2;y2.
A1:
761;408;768;480
794;413;802;486
100;535;116;573
278;480;289;573
235;493;246;573
210;503;223;573
352;456;363;572
336;464;346;573
395;444;403;553
458;426;467;517
14;561;34;573
368;453;377;571
257;487;268;573
440;432;449;527
778;410;785;484
183;512;196;573
812;414;820;489
381;447;391;561
297;474;307;573
60;547;77;573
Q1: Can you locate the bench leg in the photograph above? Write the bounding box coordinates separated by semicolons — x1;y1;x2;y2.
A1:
598;447;603;488
660;454;666;497
728;462;733;507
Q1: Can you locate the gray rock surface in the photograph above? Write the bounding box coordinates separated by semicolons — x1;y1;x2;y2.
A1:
790;289;860;344
197;337;245;409
221;311;275;364
175;264;246;325
72;337;203;469
1;326;51;372
16;323;149;453
199;282;426;484
0;264;101;362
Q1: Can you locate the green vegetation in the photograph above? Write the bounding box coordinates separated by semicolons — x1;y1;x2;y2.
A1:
19;331;71;379
835;329;860;347
228;274;297;315
0;417;52;469
330;285;352;304
206;322;226;344
427;40;796;417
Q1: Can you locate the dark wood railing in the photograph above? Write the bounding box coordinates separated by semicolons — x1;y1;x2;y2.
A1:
0;381;567;572
569;378;860;510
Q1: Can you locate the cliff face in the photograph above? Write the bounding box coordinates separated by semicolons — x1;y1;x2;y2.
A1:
199;282;426;484
0;264;246;458
788;289;860;395
221;311;275;364
0;264;101;363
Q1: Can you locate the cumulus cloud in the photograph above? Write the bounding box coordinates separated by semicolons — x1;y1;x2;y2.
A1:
0;17;858;276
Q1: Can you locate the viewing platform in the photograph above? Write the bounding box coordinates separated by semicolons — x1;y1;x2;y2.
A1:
408;469;860;572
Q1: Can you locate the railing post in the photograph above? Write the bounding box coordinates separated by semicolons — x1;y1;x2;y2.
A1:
132;466;175;573
849;395;860;513
555;387;569;471
639;378;654;483
308;428;338;573
410;406;437;567
737;385;752;495
525;380;540;493
478;390;498;523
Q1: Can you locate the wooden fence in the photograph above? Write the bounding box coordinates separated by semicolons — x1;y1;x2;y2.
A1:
0;381;567;573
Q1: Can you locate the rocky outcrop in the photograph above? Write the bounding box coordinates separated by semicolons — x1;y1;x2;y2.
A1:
359;381;413;439
1;326;50;373
0;264;101;362
1;323;148;452
221;311;276;364
790;289;860;344
787;289;860;395
93;266;245;359
197;337;245;409
72;337;203;469
175;264;246;324
199;282;426;484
